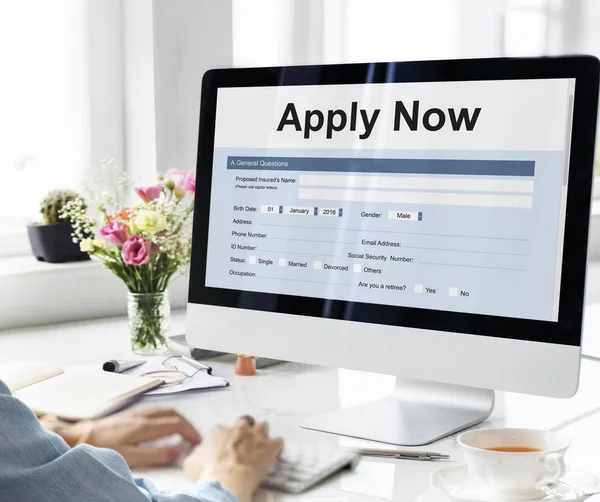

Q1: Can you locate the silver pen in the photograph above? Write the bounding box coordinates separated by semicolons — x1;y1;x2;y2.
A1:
180;355;213;375
102;359;146;373
359;448;450;461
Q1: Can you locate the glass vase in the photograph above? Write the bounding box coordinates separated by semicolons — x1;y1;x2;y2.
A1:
128;291;170;355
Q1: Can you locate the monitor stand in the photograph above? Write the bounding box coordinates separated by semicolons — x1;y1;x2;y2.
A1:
300;378;495;446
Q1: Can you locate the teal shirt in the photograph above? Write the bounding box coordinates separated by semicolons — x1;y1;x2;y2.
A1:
0;380;237;502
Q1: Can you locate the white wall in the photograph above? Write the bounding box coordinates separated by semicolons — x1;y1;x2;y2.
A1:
455;0;504;58
122;0;158;183
87;0;126;177
122;0;233;178
153;0;233;175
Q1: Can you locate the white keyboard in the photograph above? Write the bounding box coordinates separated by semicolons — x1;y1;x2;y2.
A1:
262;444;361;494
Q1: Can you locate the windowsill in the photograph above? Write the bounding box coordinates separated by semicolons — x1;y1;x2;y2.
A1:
0;255;189;330
0;229;32;258
0;256;101;276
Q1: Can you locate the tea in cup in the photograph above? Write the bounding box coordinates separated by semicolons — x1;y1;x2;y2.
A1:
457;428;570;500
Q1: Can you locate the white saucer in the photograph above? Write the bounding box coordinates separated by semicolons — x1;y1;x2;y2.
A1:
430;465;599;502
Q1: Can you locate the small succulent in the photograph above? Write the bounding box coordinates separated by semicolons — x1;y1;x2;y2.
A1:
40;189;86;225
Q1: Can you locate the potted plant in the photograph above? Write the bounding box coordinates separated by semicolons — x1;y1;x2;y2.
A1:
27;190;90;263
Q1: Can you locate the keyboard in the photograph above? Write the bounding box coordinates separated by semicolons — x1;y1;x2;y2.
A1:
262;444;361;494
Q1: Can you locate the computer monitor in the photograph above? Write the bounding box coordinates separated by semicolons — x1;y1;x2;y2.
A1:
187;57;599;446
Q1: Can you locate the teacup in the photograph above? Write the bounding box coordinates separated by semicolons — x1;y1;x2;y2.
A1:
457;428;570;500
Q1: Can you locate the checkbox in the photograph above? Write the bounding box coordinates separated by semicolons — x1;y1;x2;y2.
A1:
278;258;287;267
248;256;257;265
414;284;423;294
353;264;361;273
313;261;322;270
448;287;458;297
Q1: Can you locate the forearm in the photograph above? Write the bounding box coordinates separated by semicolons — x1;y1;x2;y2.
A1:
137;478;239;502
1;381;237;502
198;465;257;502
43;420;240;502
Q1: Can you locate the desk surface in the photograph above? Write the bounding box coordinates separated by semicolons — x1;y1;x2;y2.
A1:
2;312;600;501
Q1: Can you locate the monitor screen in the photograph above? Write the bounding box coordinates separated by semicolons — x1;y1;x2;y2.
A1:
203;78;575;323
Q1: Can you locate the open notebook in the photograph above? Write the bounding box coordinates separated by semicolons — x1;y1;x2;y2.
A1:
0;362;161;421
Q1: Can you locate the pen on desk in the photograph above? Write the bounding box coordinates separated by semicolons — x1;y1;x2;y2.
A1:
180;355;213;375
102;359;145;373
359;448;450;461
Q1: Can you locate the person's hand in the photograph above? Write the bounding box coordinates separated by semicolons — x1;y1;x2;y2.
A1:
183;416;283;502
61;408;201;468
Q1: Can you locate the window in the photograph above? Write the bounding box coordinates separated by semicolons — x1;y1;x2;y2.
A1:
504;1;548;56
323;0;459;63
0;1;88;237
3;1;599;258
233;0;600;180
0;1;124;258
232;0;293;67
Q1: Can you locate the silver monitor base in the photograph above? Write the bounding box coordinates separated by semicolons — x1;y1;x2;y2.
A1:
300;378;495;446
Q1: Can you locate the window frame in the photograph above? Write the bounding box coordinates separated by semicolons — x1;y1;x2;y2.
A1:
0;230;30;259
0;0;125;259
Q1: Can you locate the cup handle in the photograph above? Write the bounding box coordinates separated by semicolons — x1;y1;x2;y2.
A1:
536;453;566;489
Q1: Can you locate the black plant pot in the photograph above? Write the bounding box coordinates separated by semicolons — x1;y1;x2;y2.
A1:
27;222;90;264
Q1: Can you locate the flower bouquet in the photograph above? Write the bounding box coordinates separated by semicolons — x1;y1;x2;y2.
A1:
63;168;196;354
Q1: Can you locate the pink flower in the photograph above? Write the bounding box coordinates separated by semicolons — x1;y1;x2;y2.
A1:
165;168;186;197
182;170;196;194
98;222;128;245
135;184;164;203
121;236;151;265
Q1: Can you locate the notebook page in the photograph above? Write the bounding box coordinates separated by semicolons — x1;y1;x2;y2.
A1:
14;366;160;420
0;361;64;392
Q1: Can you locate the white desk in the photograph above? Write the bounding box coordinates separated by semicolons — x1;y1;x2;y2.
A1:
2;312;600;501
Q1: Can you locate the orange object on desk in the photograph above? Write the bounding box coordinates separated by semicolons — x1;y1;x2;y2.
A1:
234;355;256;376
